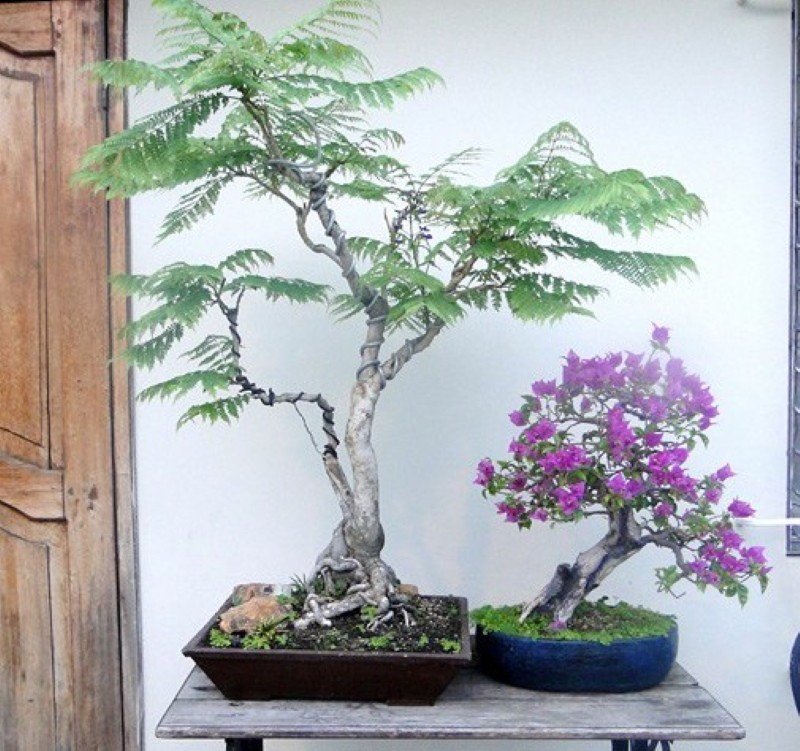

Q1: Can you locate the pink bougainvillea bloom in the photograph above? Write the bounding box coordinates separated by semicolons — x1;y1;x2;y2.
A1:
743;546;768;565
653;501;672;518
508;440;526;459
720;529;743;549
509;410;526;427
508;471;527;492
651;324;670;346
607;473;629;497
474;458;495;487
540;444;590;474
625;351;644;370
531;379;557;397
643;432;663;448
532;507;549;522
553;482;585;516
525;419;557;443
496;502;523;524
727;498;755;518
714;464;736;482
606;474;643;501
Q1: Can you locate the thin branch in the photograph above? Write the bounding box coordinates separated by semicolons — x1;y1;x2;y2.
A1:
230;169;301;213
214;287;342;456
380;323;443;383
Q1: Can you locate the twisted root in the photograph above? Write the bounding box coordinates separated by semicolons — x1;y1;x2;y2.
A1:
293;556;412;630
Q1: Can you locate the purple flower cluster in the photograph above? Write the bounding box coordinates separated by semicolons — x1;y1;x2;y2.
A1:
475;326;770;603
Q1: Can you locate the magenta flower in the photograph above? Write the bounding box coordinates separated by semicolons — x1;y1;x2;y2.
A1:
607;406;636;461
651;323;670;347
714;464;735;482
496;501;523;523
607;474;643;500
539;444;590;474
509;410;526;427
474;459;495;487
531;379;557;397
727;499;755;518
552;482;585;515
743;546;767;565
720;529;743;549
508;471;527;492
531;507;549;522
524;419;557;443
653;501;673;518
643;432;663;448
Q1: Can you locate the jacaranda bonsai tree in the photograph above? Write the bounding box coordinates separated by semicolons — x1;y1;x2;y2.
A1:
475;326;770;629
77;0;705;629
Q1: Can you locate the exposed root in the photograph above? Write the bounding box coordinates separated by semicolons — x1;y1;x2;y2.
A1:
293;555;412;630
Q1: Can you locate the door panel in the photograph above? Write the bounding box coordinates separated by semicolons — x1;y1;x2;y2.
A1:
0;507;72;751
0;2;52;56
0;54;51;467
0;2;137;748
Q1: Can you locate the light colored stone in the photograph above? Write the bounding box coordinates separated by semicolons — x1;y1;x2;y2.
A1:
219;595;290;635
397;583;419;596
231;582;277;604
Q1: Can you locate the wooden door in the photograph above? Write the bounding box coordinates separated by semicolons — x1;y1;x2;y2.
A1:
0;1;137;749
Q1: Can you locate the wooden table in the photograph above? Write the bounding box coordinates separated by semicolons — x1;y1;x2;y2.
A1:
157;663;744;751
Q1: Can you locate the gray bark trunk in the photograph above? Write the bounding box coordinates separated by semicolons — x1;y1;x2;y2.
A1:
521;508;644;625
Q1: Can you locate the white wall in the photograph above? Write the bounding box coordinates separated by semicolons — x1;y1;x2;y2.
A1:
129;1;798;749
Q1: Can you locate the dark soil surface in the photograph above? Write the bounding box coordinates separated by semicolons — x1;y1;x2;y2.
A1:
209;595;465;654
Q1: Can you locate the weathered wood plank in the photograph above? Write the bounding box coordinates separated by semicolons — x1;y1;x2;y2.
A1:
0;455;64;520
0;2;53;56
105;0;142;746
49;1;126;746
157;665;744;742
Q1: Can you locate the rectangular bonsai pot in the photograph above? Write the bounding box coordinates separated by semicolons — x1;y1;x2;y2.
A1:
183;596;472;705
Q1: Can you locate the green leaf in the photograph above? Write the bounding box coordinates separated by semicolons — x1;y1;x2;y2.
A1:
552;237;697;287
386;290;464;329
181;335;235;369
138;370;233;403
505;276;601;322
268;0;381;45
348;236;397;263
177;395;251;428
217;248;275;274
286;67;443;110
330;177;393;201
158;176;233;241
226;275;331;304
363;264;444;292
92;58;180;95
122;324;185;370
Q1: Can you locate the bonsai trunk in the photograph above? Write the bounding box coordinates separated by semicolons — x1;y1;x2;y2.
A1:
521;507;644;625
294;375;402;628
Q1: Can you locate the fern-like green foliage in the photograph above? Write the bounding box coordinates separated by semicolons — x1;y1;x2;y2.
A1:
78;0;704;426
115;246;329;426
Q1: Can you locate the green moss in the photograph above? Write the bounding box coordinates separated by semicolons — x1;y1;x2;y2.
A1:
471;599;675;646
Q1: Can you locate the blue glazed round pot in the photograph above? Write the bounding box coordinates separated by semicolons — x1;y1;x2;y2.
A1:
790;632;800;713
476;622;678;693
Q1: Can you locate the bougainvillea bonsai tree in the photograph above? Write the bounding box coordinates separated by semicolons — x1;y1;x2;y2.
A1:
476;326;770;628
77;0;705;628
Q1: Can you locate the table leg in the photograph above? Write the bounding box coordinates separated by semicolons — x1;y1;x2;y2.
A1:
225;739;263;751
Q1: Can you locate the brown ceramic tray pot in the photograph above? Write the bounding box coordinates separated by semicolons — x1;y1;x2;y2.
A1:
183;596;472;705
